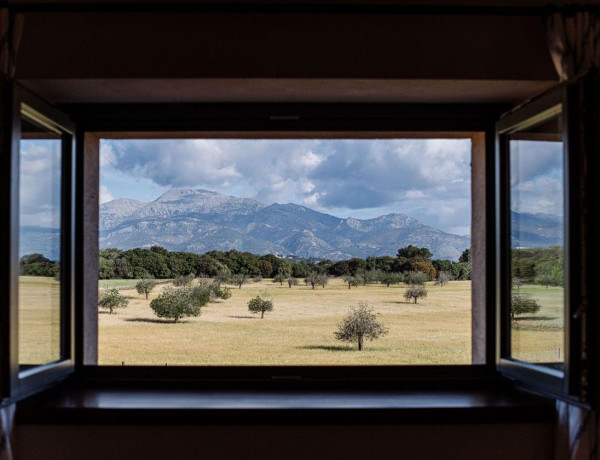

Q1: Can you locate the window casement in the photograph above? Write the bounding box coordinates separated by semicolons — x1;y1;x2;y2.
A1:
1;71;597;408
1;86;75;402
495;71;598;406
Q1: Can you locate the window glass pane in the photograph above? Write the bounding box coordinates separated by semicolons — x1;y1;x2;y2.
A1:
509;109;564;367
98;138;473;366
18;115;62;367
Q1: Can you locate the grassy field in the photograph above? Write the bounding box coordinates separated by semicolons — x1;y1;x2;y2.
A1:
18;277;565;366
98;279;172;290
98;278;473;365
19;276;61;365
511;284;564;364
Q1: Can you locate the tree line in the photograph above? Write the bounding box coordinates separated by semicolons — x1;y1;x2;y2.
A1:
91;245;473;282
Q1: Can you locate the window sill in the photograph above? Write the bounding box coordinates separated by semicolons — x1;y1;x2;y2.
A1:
16;384;555;426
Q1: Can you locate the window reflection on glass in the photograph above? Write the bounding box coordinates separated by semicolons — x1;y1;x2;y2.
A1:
18;115;62;367
509;108;564;367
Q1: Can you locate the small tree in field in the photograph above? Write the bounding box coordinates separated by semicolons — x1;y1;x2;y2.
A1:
379;272;402;287
318;273;329;289
404;271;428;286
173;273;195;287
512;277;522;291
404;285;428;303
435;271;451;287
230;273;249;289
287;276;298;288
98;288;129;314
149;285;210;323
334;302;388;351
343;274;359;289
136;278;158;299
511;293;541;320
305;271;320;290
247;292;274;319
273;270;288;285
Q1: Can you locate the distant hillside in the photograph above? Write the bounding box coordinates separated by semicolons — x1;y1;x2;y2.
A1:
510;211;563;248
99;188;470;261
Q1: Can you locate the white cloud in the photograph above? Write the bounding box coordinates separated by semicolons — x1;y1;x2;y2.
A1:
100;138;473;234
99;185;114;204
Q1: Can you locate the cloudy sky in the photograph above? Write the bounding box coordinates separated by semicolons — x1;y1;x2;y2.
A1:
20;139;62;228
100;138;473;236
510;140;564;217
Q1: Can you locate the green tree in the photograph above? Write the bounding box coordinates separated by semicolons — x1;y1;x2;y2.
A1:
459;248;471;264
230;273;249;289
149;285;209;323
436;271;451;287
304;271;320;290
511;292;541;319
397;245;433;260
404;271;428;286
173;273;195;287
379;272;402;287
334;301;388;351
98;288;129;314
318;273;329;289
273;269;287;285
342;274;359;289
247;292;274;319
404;285;428;303
287;276;299;288
136;278;158;299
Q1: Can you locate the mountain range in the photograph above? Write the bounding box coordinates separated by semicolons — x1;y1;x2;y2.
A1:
20;188;563;262
98;188;471;261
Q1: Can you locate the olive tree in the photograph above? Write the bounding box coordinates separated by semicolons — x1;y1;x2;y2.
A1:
173;273;195;287
136;278;158;299
379;272;402;287
435;271;451;287
287;276;299;288
334;301;388;351
247;292;274;319
230;273;249;289
404;285;428;303
318;273;329;289
404;271;428;286
149;285;210;323
342;274;359;289
98;288;129;314
511;293;541;319
304;271;320;290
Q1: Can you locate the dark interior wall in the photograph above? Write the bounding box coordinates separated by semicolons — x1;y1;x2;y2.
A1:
15;422;555;460
16;12;556;80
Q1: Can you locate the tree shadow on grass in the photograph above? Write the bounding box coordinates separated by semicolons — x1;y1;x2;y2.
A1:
299;345;354;352
124;318;179;324
228;315;257;319
514;316;558;321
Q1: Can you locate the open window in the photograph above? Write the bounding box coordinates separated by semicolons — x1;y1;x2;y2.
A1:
1;85;76;401
496;73;594;406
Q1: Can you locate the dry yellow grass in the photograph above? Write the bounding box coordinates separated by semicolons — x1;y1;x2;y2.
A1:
19;276;61;365
98;278;473;365
18;277;565;367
